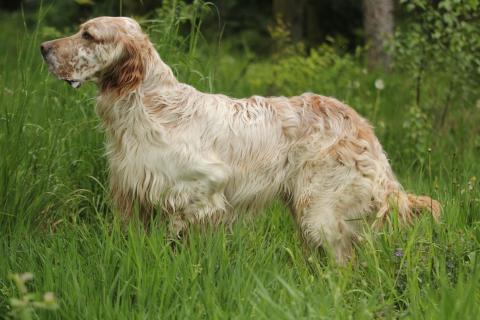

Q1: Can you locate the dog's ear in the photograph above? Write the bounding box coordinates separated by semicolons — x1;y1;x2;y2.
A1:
101;37;145;96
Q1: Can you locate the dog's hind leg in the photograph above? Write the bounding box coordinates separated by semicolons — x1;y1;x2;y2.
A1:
293;195;357;264
291;160;373;264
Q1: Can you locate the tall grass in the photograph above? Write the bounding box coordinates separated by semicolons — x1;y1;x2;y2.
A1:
1;3;479;319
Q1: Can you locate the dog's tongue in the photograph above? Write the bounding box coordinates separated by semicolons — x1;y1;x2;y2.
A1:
70;81;81;89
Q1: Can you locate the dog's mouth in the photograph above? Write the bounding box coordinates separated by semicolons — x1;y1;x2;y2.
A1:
63;79;82;89
41;54;83;89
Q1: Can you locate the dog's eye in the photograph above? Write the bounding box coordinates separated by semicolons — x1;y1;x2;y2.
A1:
82;31;94;41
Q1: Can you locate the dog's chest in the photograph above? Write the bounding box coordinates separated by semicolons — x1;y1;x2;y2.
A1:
108;131;164;170
103;111;181;198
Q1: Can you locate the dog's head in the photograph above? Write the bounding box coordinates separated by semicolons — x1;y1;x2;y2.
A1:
41;16;148;93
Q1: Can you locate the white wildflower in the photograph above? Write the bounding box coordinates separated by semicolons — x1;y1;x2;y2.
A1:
43;292;56;304
20;272;34;282
374;79;385;90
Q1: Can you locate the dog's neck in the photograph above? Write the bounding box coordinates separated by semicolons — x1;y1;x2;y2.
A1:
98;43;179;102
96;45;189;137
142;49;179;92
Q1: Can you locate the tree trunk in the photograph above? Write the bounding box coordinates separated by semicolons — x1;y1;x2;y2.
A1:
273;0;306;42
362;0;394;70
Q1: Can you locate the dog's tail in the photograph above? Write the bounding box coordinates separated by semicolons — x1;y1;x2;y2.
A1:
373;190;441;228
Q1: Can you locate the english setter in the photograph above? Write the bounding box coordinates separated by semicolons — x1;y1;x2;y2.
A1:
41;17;440;263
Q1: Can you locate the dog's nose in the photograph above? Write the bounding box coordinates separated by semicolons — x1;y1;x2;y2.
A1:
40;42;52;58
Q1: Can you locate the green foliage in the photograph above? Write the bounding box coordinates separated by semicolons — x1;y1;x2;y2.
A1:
247;44;364;98
147;0;211;54
144;0;219;90
267;14;305;60
387;0;480;164
402;104;432;164
393;0;480;111
7;273;58;320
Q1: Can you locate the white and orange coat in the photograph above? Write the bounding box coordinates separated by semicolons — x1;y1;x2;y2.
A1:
41;17;440;263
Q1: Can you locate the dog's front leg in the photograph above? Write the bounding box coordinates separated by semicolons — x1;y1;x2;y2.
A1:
110;186;134;225
110;181;154;227
163;153;232;236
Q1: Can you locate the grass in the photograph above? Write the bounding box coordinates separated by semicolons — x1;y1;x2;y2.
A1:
1;8;480;319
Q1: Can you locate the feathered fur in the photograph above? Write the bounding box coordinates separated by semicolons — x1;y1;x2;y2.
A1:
41;16;441;263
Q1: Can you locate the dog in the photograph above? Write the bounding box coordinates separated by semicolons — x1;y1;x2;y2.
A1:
41;17;440;263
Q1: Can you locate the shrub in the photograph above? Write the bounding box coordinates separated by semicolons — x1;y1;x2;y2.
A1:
392;0;480;124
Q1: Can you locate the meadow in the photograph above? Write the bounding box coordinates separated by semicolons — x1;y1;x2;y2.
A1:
1;3;480;319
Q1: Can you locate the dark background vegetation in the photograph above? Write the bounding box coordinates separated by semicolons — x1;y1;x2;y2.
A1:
1;0;365;53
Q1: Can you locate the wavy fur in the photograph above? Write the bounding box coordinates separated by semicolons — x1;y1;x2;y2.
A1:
42;17;441;263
